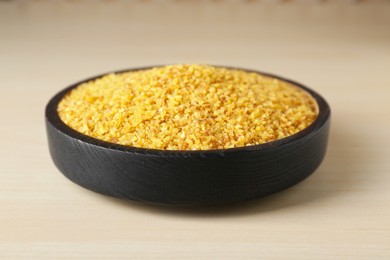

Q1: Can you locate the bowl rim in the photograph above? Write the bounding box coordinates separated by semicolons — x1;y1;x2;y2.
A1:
45;65;331;156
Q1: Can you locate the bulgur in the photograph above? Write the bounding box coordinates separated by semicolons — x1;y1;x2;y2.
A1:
58;64;318;150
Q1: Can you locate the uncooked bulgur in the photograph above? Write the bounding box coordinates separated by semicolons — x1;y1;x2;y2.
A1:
58;64;317;150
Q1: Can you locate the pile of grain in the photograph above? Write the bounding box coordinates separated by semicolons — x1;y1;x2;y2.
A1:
58;64;317;150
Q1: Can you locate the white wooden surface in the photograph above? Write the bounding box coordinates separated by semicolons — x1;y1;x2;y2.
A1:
1;1;390;259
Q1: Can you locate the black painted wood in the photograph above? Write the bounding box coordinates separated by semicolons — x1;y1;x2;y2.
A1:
45;67;331;206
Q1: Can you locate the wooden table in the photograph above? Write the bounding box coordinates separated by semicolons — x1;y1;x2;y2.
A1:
1;1;389;258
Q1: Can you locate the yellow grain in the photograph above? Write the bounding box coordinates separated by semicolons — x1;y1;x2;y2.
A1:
58;64;317;150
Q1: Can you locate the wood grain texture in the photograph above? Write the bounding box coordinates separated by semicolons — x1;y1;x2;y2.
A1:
45;68;330;205
1;0;390;259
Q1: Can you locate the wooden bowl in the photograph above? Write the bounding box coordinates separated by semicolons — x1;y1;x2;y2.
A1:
45;67;331;206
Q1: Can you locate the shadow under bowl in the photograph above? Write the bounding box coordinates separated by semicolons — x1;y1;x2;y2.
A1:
45;66;331;206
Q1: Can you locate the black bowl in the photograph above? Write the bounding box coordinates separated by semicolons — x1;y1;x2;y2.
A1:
45;66;331;206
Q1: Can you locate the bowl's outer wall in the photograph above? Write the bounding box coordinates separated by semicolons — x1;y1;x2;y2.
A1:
46;116;330;205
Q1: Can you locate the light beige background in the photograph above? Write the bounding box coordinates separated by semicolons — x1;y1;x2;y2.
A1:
1;0;390;259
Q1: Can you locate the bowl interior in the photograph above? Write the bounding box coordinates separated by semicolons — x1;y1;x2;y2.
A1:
46;66;331;156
